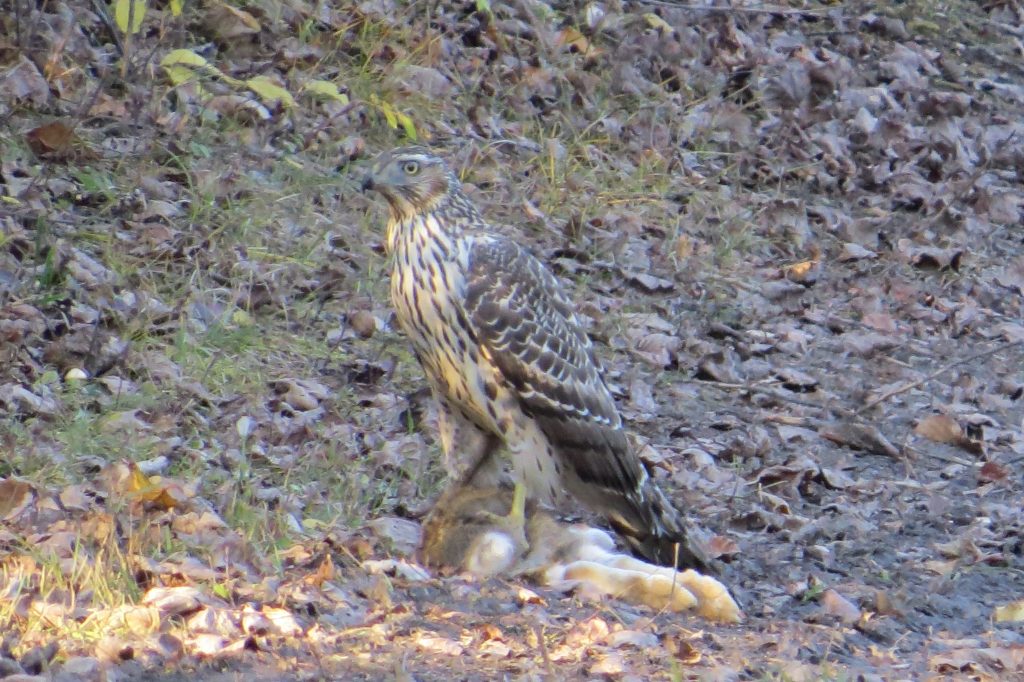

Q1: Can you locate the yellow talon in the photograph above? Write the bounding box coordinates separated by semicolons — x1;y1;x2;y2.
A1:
509;481;526;528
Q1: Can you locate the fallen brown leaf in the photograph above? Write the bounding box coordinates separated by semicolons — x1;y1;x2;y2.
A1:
0;479;35;521
915;414;962;443
26;121;77;160
819;421;900;457
820;589;861;623
978;461;1009;484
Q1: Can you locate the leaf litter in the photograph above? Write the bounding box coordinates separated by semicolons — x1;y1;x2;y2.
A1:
2;0;1024;679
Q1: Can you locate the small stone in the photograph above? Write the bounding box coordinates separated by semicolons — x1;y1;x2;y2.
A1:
0;658;25;677
19;642;58;674
54;656;101;682
64;367;89;381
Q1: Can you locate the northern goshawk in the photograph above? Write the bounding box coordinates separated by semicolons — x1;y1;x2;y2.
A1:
362;147;708;569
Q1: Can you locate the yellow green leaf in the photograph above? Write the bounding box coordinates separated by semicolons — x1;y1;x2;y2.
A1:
114;0;147;35
170;0;183;16
161;48;209;69
160;49;240;87
160;48;209;85
368;94;416;137
396;111;418;140
245;76;295;107
378;102;398;129
302;80;350;105
163;64;201;88
643;12;672;33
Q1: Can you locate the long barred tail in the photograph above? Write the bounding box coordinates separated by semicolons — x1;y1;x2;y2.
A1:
609;479;714;573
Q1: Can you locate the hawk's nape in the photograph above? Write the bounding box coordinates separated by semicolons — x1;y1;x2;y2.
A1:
363;147;712;571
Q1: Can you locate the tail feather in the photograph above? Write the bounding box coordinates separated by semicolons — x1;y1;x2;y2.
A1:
535;414;714;573
608;480;714;574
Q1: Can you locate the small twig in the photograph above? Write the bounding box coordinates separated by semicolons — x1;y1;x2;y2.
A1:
19;0;52;56
695;379;857;419
635;0;833;15
857;340;1024;415
981;18;1024;38
301;101;361;150
902;445;973;468
760;413;823;430
920;157;993;230
90;0;125;59
532;622;555;680
823;314;934;353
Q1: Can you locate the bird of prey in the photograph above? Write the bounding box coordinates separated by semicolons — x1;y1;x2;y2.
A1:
362;147;709;570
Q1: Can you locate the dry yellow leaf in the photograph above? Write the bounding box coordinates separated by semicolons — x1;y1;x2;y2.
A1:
125;461;188;510
676;234;694;260
558;27;597;55
311;553;336;587
786;259;816;279
643;13;673;33
995;600;1024;622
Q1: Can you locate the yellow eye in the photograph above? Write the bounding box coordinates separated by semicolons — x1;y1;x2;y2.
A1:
403;161;420;175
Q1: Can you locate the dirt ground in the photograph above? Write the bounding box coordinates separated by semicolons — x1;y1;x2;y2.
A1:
1;0;1023;679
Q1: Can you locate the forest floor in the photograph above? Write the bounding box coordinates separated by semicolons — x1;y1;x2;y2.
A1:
2;0;1024;679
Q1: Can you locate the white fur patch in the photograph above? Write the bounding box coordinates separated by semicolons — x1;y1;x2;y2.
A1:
465;531;517;576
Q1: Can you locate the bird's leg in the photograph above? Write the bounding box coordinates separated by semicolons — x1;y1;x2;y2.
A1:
436;398;460;479
467;481;528;546
455;433;504;489
436;398;504;488
508;480;526;530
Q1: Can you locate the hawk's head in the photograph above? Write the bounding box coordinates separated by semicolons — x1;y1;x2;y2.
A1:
362;147;459;222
